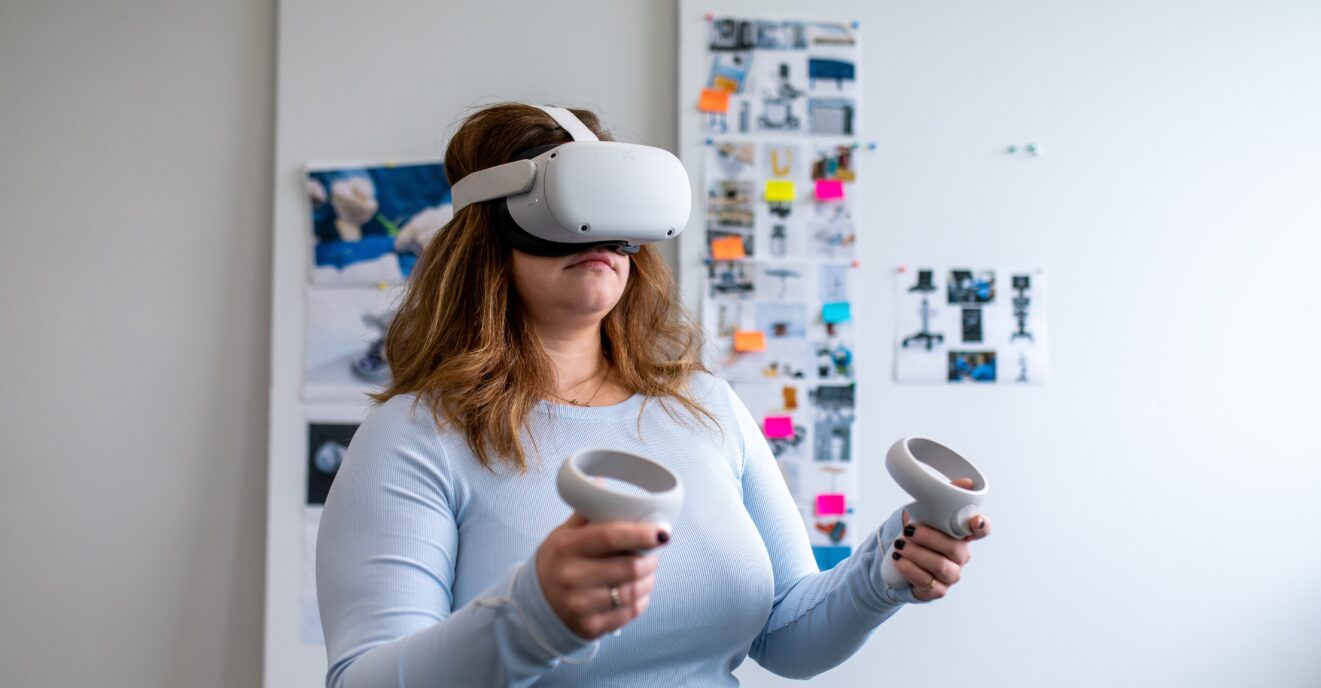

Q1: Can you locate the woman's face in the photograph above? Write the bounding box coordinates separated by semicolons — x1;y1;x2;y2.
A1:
511;246;630;328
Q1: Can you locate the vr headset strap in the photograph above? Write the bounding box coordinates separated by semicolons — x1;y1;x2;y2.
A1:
534;105;599;142
450;159;535;215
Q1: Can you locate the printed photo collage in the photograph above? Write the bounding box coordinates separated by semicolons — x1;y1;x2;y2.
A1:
298;161;452;643
699;15;863;572
893;266;1050;384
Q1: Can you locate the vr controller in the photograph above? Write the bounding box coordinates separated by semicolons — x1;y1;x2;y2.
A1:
556;449;684;553
879;437;988;590
555;437;986;589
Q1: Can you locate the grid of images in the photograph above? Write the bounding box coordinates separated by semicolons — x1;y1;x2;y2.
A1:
700;15;863;572
894;266;1050;384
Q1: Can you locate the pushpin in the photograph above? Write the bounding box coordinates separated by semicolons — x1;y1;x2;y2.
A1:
867;142;877;151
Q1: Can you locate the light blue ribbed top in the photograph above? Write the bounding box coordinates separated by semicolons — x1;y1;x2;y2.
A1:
316;373;921;687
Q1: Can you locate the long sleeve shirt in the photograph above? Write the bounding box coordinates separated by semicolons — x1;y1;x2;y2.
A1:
316;373;922;687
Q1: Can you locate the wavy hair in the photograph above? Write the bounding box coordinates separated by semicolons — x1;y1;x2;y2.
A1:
373;103;712;471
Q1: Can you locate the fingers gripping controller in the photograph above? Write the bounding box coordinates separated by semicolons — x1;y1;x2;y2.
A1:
557;449;684;552
879;437;988;590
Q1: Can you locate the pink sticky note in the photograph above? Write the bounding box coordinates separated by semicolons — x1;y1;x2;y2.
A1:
816;493;846;516
763;416;794;438
815;179;844;200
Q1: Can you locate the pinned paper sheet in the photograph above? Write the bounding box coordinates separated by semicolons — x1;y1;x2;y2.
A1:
733;330;767;352
815;179;844;200
710;235;746;260
763;416;794;438
822;301;852;324
816;493;846;516
764;180;795;202
698;88;730;114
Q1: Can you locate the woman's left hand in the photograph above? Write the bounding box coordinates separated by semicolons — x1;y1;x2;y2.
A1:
890;477;992;602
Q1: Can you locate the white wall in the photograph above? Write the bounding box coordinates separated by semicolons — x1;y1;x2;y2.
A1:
3;1;1319;687
679;1;1321;687
265;1;680;684
0;2;275;687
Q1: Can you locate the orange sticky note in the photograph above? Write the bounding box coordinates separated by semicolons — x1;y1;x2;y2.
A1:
698;88;730;114
764;180;795;202
710;235;746;260
733;330;767;352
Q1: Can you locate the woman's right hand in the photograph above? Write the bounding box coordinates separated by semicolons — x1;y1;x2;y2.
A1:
535;513;668;640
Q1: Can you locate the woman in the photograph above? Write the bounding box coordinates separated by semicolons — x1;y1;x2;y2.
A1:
316;103;991;687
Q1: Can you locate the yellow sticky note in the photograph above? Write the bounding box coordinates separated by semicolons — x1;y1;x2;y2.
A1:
764;180;795;202
734;331;767;352
710;235;746;260
698;88;731;114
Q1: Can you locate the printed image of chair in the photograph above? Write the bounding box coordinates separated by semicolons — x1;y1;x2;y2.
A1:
902;270;945;350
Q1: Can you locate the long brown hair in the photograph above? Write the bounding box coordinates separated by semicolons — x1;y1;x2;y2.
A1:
374;102;712;471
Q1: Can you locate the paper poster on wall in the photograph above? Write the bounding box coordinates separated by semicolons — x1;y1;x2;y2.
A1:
306;161;451;286
303;285;404;403
894;267;1050;384
698;14;864;571
302;422;359;645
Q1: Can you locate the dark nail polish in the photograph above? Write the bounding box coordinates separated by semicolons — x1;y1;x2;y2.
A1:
892;551;902;560
894;539;906;550
903;525;916;537
977;518;986;530
657;530;670;545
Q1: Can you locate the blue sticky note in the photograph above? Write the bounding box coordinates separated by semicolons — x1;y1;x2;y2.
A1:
822;301;851;324
812;545;851;571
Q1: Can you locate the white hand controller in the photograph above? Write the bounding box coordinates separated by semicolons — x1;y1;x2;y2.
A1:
880;437;988;590
557;449;684;552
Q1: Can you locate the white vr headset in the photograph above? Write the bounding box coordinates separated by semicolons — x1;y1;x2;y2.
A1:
449;105;692;256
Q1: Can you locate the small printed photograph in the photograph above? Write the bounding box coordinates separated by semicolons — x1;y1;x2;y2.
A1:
811;514;852;548
304;285;404;402
709;299;750;339
1008;273;1037;344
307;423;358;505
806;22;857;48
818;263;850;302
730;380;810;461
961;307;984;343
756;302;808;338
707;180;756;228
755;20;807;50
898;268;946;352
706;51;753;93
720;337;812;381
808;97;856;136
948;350;997;383
707;260;756;300
756;261;808;301
763;220;804;259
751;52;808;133
809;386;855;462
807;55;857;93
811;145;856;182
709;17;757;51
813;339;855;380
762;142;801;179
708;141;756;180
307;162;451;286
810;218;856;259
948;269;997;304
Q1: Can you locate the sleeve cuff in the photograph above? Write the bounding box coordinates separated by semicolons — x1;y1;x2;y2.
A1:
510;557;597;659
870;506;931;607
